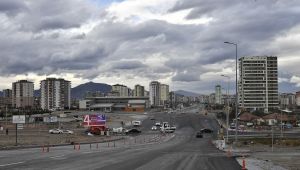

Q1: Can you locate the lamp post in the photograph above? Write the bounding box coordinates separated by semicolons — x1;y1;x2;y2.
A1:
221;75;230;143
224;41;238;143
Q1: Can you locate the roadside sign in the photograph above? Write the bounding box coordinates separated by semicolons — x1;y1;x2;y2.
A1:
17;124;23;130
43;116;58;123
12;115;26;124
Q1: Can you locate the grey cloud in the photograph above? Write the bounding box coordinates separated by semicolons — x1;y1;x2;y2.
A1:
111;61;146;70
0;0;27;16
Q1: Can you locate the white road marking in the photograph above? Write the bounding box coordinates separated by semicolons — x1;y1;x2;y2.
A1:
0;161;25;167
49;155;65;159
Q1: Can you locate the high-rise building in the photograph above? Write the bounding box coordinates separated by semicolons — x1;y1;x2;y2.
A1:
134;84;145;97
239;56;278;113
40;78;71;110
0;89;12;109
215;85;222;104
160;84;169;105
296;91;300;107
12;80;34;108
149;81;160;106
279;93;295;109
112;84;129;97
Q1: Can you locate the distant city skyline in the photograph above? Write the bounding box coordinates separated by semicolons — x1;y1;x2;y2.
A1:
0;1;300;94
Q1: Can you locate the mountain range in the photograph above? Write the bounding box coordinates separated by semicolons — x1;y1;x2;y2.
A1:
174;90;200;97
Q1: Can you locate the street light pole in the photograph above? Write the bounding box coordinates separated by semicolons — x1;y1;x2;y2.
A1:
224;41;238;143
221;75;230;143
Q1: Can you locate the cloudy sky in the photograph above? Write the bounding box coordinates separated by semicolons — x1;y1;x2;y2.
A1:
1;0;300;94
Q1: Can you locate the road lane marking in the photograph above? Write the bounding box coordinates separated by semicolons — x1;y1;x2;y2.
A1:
0;161;25;167
49;155;65;159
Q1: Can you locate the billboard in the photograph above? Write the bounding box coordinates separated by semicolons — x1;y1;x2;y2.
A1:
82;114;106;127
13;115;26;124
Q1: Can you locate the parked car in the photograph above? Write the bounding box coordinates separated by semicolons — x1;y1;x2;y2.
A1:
196;132;203;138
200;128;213;133
125;128;141;135
62;130;74;134
49;129;63;134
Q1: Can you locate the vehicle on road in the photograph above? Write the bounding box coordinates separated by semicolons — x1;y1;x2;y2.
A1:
125;128;141;135
200;128;213;133
164;127;175;133
155;122;161;126
132;120;142;127
62;130;74;134
113;127;126;134
49;129;63;134
170;126;176;130
196;132;203;138
151;126;158;131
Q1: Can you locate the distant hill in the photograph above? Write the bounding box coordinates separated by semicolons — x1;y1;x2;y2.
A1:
175;90;200;97
71;82;112;99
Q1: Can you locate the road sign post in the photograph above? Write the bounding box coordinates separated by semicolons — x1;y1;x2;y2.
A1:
15;124;17;146
12;115;25;146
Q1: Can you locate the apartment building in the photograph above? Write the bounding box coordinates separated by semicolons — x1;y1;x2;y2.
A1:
149;81;160;106
160;84;169;105
239;56;278;113
40;78;71;110
134;84;145;97
215;85;222;104
112;84;130;97
12;80;34;108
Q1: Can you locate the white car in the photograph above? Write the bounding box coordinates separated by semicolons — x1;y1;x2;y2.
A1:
151;126;157;131
155;122;161;127
62;130;74;134
49;129;63;134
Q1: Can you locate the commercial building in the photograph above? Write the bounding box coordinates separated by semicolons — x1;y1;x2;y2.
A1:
40;78;71;110
12;80;34;108
80;96;149;112
149;81;161;106
134;84;145;97
215;85;222;104
239;56;278;113
160;84;169;105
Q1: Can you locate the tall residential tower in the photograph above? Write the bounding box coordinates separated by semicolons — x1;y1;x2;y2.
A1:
40;78;71;110
12;80;34;108
239;56;278;113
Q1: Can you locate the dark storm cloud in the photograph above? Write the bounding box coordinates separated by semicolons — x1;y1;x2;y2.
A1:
1;0;300;92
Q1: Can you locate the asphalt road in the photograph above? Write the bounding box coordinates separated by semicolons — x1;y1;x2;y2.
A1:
0;107;241;170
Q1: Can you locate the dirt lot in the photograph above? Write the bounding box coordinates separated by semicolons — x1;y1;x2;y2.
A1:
0;112;147;149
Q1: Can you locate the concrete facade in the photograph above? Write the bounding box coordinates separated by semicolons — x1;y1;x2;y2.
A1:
239;56;278;113
40;78;71;110
12;80;34;108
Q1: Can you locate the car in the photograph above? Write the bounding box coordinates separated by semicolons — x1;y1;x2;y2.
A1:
200;128;213;133
151;126;158;131
125;128;141;135
155;122;161;126
49;129;63;134
170;126;176;130
62;130;74;134
196;132;203;138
